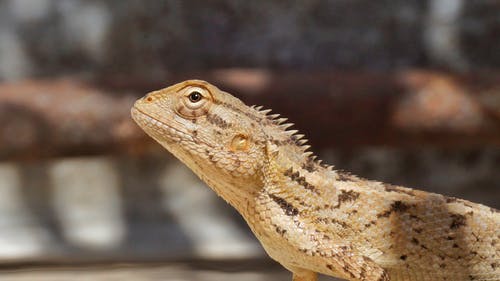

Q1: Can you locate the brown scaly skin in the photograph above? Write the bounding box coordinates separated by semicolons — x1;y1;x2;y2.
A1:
131;80;500;281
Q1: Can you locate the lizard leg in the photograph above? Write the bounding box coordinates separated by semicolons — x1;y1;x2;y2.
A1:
292;269;317;281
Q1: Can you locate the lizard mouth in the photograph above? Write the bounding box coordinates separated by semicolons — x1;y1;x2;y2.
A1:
132;106;191;141
131;106;214;148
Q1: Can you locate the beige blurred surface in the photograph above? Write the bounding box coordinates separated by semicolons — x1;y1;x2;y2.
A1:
0;261;339;281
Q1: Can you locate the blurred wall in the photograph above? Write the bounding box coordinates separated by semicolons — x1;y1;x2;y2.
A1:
0;0;499;81
0;0;498;263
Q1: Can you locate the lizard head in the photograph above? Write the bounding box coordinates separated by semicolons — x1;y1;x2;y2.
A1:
131;80;274;180
132;79;316;205
131;80;314;204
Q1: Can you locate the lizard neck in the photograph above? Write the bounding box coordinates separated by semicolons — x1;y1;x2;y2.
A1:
255;142;342;223
264;141;337;196
203;172;261;215
157;140;260;213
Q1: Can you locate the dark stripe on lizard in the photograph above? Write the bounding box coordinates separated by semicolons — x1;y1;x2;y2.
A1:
269;193;299;216
284;168;320;195
206;113;231;129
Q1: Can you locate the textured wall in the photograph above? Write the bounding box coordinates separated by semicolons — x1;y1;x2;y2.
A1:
0;0;499;81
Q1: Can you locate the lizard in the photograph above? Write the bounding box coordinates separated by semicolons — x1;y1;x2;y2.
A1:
131;79;500;281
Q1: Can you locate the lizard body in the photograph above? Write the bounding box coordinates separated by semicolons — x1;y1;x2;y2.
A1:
131;80;500;281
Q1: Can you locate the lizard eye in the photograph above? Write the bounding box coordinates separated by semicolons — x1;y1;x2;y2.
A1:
188;91;202;103
177;86;211;117
183;87;208;110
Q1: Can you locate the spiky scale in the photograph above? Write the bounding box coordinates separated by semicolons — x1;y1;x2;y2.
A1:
260;109;272;115
277;118;289;124
280;123;295;130
298;139;308;145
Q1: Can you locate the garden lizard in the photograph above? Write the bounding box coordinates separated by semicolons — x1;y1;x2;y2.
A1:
131;80;499;281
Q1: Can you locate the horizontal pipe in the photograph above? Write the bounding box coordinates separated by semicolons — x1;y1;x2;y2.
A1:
1;70;499;160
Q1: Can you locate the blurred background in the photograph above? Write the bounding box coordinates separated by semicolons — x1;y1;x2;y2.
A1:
0;1;499;280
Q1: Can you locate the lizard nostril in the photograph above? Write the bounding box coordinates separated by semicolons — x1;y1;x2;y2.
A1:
145;96;153;102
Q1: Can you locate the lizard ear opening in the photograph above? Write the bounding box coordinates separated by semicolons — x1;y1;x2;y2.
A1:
230;134;249;151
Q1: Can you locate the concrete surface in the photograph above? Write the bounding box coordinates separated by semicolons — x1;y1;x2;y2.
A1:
0;261;340;281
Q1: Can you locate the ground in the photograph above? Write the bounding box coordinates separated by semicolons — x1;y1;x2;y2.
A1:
0;260;339;281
